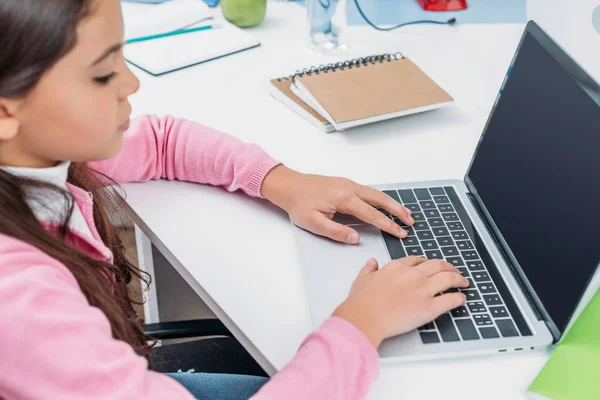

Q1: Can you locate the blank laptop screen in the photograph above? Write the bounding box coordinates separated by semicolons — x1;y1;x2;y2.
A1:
467;28;600;334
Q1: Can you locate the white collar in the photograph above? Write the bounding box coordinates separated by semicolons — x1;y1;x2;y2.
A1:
1;161;71;188
0;161;93;238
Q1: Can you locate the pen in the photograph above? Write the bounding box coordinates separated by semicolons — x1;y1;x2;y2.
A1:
126;23;219;44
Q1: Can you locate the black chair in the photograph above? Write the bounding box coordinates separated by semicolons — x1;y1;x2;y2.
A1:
144;319;268;377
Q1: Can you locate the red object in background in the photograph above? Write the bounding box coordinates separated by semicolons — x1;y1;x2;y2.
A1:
417;0;468;11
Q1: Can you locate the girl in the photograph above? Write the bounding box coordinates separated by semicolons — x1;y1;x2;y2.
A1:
0;1;468;399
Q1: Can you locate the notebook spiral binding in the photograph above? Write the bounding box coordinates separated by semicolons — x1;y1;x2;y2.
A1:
275;52;405;82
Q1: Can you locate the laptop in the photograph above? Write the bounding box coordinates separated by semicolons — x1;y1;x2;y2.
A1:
292;21;600;361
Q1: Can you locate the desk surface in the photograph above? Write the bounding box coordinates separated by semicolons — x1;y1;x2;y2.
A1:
121;2;550;398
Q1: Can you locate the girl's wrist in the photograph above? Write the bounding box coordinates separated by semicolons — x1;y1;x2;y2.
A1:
333;301;384;349
260;165;299;209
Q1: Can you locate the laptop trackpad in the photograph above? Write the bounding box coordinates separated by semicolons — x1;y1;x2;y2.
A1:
296;223;389;328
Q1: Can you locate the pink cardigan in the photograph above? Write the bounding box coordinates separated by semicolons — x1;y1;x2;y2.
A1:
0;115;379;400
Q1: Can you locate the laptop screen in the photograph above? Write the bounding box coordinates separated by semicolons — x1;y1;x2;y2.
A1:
466;25;600;334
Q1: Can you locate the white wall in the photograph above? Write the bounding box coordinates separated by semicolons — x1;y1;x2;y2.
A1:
528;0;600;81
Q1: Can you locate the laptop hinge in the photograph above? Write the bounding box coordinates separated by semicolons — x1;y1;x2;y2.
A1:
465;192;544;324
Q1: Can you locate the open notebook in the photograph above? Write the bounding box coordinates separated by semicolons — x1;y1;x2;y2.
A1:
270;53;453;131
122;0;259;76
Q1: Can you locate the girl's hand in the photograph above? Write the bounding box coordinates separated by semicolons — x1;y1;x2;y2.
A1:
333;257;468;348
261;166;414;244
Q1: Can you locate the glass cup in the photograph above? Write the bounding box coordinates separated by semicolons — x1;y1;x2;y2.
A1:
306;0;344;52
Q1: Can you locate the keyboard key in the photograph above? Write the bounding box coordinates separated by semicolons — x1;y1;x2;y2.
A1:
420;331;441;344
444;287;459;293
428;218;445;228
462;251;479;260
489;306;509;319
414;188;432;201
424;209;441;219
378;208;393;219
467;302;487;313
398;189;417;204
418;322;435;331
403;236;419;246
456;240;474;250
434;314;460;342
404;203;421;212
442;246;459;257
455;319;480;341
336;213;367;225
438;204;454;212
452;231;469;240
382;232;406;259
404;227;415;236
397;219;410;227
432;227;450;236
478;282;497;294
457;267;470;278
429;187;445;196
394;218;407;226
447;221;464;231
383;190;401;203
421;240;438;250
433;195;450;204
479;327;500;339
467;261;485;271
406;246;424;256
446;257;464;267
412;212;425;221
451;306;469;318
442;212;459;222
420;200;436;209
437;237;454;247
472;271;490;282
496;319;519;337
417;230;434;240
466;278;475;289
413;221;430;231
425;250;443;259
483;294;503;306
473;314;493;326
462;290;481;301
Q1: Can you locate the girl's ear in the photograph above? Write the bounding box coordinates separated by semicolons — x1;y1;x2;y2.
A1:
0;100;22;141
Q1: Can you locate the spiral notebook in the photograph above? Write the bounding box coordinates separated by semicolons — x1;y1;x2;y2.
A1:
269;54;453;132
269;78;335;133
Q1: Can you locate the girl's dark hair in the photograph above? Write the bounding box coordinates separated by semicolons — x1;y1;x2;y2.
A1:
0;0;150;354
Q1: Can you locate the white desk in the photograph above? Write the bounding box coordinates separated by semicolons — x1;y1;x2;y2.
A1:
120;3;551;398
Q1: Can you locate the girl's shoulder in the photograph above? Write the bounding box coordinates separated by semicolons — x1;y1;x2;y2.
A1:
0;233;79;286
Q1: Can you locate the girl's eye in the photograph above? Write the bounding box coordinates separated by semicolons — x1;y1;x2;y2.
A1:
94;72;117;84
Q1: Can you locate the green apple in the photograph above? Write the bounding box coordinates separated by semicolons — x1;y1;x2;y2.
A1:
221;0;267;28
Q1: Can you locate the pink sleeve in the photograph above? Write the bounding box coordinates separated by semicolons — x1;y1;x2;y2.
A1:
89;115;281;197
0;237;379;399
0;238;195;400
251;317;380;400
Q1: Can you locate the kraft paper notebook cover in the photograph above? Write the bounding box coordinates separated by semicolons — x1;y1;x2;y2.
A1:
271;53;453;131
269;78;335;133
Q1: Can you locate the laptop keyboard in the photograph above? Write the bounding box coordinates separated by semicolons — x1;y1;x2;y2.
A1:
380;186;522;344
